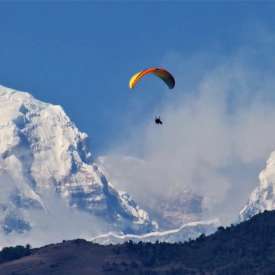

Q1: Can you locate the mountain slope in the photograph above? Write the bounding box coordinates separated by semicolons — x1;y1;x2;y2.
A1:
1;210;275;275
0;85;156;246
240;151;275;221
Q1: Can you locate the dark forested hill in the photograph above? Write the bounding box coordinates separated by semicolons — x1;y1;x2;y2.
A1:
1;210;275;275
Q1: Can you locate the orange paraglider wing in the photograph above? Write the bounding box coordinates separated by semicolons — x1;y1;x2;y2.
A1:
129;68;175;89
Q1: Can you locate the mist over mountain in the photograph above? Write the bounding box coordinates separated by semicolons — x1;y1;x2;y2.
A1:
0;85;220;248
2;82;275;248
98;156;205;229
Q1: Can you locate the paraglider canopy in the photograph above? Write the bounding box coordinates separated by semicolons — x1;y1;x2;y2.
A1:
129;67;175;90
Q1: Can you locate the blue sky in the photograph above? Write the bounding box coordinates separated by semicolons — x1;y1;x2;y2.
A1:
1;2;275;154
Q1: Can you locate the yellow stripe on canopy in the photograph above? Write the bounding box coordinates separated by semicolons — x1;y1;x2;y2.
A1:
129;68;175;90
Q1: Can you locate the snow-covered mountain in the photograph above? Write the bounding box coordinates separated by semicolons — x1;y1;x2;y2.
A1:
0;85;156;245
240;151;275;221
92;219;219;244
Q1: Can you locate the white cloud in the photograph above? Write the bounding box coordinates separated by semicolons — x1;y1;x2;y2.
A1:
101;44;275;225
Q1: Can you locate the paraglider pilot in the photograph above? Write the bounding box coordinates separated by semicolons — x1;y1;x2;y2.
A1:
155;116;163;125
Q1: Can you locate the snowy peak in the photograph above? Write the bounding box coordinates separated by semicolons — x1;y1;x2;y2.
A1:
240;151;275;221
0;85;156;244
